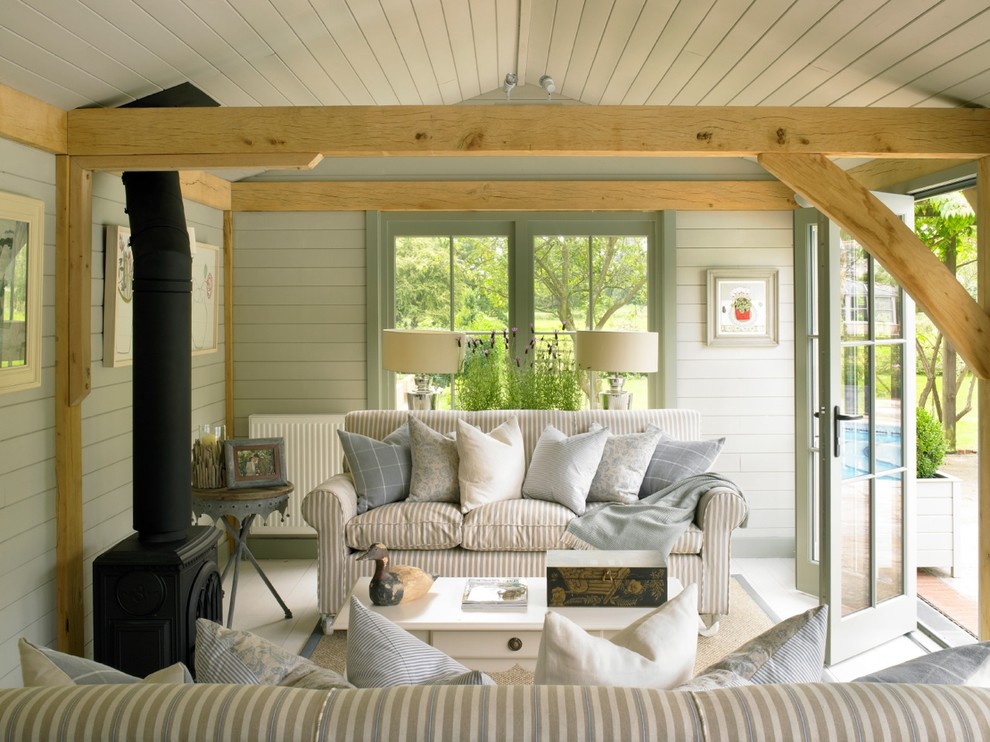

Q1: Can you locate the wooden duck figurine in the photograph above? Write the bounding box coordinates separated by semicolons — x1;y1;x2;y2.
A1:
357;543;438;606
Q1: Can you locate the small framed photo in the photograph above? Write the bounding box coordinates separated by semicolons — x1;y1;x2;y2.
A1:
224;437;288;489
707;268;779;346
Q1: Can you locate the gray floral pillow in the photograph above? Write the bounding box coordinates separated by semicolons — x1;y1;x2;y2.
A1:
587;424;664;504
408;415;459;503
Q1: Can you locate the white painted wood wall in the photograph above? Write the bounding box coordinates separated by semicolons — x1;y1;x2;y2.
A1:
0;145;225;687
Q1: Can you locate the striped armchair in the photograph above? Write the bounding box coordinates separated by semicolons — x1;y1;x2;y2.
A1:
302;409;748;630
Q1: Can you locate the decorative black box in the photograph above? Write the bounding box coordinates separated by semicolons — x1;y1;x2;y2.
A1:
546;550;668;607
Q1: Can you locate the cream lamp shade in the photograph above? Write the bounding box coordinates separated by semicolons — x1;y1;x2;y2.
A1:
382;329;466;410
575;330;659;410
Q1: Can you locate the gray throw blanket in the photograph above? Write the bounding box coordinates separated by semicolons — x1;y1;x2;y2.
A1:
564;473;745;564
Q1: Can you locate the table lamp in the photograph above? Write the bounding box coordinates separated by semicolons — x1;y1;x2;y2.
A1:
382;329;466;410
575;330;659;410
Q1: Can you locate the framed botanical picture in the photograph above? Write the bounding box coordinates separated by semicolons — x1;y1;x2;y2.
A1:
224;437;288;489
0;191;44;393
191;241;219;355
103;224;134;367
707;268;779;346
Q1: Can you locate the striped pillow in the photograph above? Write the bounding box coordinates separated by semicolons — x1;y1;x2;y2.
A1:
698;605;828;684
345;597;494;687
18;638;191;686
522;425;609;515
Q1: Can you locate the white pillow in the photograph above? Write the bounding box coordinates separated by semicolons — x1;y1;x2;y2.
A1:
522;425;609;515
457;417;526;513
535;583;698;688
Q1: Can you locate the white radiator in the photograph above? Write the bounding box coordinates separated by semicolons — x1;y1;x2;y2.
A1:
248;413;346;535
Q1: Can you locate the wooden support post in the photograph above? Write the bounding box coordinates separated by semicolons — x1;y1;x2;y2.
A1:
978;157;990;640
54;156;91;654
223;210;234;437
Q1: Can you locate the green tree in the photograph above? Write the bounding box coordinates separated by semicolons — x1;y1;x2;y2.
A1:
914;192;977;451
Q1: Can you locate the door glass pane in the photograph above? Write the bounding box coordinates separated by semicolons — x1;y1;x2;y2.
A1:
875;344;903;474
394;236;451;329
841;478;872;616
452;236;509;331
534;235;590;331
589;235;649;330
841;344;871;479
840;233;869;340
874;261;902;340
876;473;904;603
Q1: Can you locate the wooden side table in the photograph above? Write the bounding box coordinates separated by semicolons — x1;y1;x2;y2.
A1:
192;483;294;628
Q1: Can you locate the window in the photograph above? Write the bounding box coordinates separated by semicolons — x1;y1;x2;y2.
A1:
373;213;667;409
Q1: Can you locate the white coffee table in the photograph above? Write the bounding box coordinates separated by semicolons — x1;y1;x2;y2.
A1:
333;576;683;671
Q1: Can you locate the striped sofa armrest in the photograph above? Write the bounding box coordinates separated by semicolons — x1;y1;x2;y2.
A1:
301;473;358;622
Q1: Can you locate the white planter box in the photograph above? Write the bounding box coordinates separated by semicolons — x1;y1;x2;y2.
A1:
915;472;962;576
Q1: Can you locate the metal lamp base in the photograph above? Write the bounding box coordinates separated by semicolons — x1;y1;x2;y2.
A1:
600;391;632;410
406;390;440;411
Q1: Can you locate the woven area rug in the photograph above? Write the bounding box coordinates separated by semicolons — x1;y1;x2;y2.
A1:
308;576;776;685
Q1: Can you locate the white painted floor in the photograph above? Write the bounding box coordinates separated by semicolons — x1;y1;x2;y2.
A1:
231;554;940;680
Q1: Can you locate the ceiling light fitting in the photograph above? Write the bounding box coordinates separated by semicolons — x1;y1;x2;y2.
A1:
502;72;517;100
539;74;556;98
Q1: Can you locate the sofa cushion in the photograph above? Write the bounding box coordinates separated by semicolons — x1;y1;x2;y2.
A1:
522;425;609;515
346;501;463;551
337;424;411;514
408;416;460;504
855;641;990;685
456;417;525;513
18;638;191;686
535;583;698;689
461;499;575;551
587;424;663;504
639;433;725;498
699;604;828;684
346;598;494;687
195;619;352;689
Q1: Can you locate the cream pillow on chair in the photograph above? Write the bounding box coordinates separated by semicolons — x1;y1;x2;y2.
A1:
457;417;525;513
535;583;698;688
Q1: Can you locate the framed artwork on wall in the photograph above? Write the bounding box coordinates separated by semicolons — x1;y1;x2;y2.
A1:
191;241;219;355
707;268;779;346
103;224;133;367
0;191;44;393
224;437;288;489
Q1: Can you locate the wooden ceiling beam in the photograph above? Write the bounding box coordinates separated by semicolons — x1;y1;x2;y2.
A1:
759;152;990;380
1;83;67;154
180;171;232;211
231;179;797;212
71;153;323;171
67;106;990;158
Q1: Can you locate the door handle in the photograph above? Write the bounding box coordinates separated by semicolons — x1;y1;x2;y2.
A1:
832;405;864;457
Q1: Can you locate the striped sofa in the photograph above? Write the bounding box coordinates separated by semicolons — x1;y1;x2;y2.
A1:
301;409;748;629
1;682;988;741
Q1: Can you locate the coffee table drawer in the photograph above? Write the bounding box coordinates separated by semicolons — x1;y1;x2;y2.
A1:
432;630;542;663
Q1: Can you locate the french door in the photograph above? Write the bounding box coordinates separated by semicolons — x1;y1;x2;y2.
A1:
795;194;917;664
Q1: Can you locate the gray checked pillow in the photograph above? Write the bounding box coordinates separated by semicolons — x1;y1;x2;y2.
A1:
639;432;725;498
337;424;411;514
587;424;663;504
19;638;191;686
346;597;494;687
855;641;990;685
408;415;460;504
195;618;352;689
700;604;827;684
522;425;609;515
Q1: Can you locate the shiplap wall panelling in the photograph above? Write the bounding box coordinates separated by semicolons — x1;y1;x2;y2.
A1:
0;139;57;687
232;212;366;436
675;211;795;558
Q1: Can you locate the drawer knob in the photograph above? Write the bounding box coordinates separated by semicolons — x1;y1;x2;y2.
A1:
507;637;523;652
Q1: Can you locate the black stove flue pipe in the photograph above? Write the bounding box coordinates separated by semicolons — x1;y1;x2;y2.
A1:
122;171;192;543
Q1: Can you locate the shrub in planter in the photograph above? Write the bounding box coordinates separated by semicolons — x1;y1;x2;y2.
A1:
916;406;947;479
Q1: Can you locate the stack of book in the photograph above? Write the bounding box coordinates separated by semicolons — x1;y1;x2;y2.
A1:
461;578;529;611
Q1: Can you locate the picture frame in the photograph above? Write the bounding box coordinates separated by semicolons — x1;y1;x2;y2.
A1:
191;241;219;355
0;191;45;393
103;224;134;367
707;268;779;346
224;437;288;489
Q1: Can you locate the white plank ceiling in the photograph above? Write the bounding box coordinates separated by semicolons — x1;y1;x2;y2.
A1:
3;0;990;111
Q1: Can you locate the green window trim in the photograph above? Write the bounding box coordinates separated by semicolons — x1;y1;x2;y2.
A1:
366;210;676;410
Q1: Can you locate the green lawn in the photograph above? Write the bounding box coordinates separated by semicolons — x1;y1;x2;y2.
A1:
917;374;978;452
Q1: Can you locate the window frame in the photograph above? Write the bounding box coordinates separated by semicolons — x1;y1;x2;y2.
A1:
367;211;675;409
